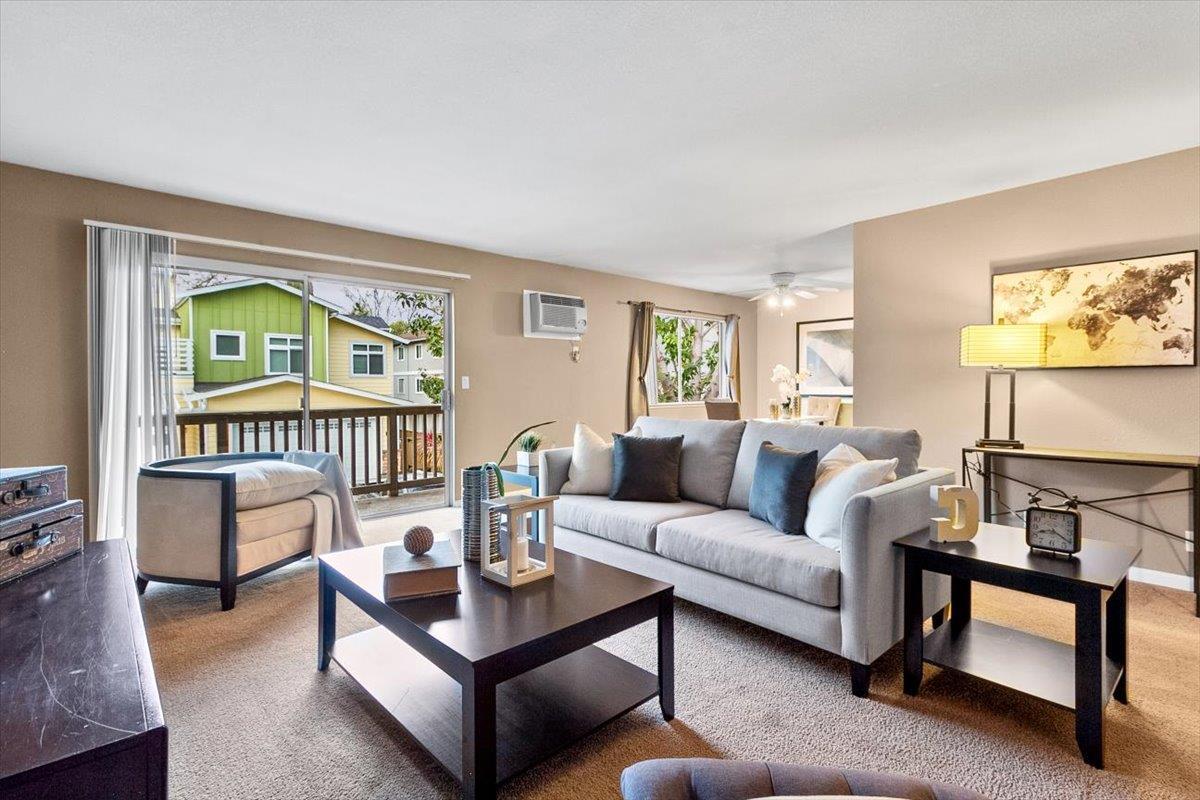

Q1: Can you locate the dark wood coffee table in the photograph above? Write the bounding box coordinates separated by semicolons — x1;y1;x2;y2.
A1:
895;522;1139;769
317;540;674;800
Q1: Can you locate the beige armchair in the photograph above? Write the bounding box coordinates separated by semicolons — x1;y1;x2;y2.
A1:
137;453;331;610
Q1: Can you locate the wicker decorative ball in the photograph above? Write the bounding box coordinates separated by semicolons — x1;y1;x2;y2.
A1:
403;525;435;556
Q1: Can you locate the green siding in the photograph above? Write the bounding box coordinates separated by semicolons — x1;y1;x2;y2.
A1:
187;283;328;384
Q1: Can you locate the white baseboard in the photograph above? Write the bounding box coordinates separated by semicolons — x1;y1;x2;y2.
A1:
1128;566;1194;592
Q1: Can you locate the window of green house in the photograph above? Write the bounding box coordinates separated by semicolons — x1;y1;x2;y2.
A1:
266;334;303;375
211;330;245;361
351;342;385;376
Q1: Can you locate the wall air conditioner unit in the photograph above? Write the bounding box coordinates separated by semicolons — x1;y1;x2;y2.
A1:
523;290;587;340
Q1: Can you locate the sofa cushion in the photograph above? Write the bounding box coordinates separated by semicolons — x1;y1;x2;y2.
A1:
213;459;326;510
632;417;747;507
727;422;921;510
235;496;318;545
561;423;643;495
655;509;841;607
610;433;683;502
554;494;716;552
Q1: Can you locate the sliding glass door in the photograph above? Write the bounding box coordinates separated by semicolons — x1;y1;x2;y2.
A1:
167;257;452;516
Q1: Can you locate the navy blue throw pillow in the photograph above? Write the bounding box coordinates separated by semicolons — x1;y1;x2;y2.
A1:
748;441;819;535
609;433;684;502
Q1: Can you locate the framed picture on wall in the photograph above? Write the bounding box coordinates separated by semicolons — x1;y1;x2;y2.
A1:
795;317;853;396
991;250;1197;368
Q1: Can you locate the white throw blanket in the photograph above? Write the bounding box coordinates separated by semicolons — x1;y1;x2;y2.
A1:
283;451;364;554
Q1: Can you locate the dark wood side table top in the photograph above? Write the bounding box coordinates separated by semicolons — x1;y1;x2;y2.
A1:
0;540;166;796
319;539;670;666
895;523;1141;591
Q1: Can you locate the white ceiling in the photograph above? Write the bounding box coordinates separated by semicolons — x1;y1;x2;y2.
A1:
2;1;1198;295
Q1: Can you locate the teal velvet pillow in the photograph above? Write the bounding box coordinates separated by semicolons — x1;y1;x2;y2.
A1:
748;441;819;535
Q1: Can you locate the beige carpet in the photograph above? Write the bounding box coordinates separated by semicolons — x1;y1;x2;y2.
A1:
140;507;1200;800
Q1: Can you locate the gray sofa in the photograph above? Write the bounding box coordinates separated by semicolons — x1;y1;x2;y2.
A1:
620;758;986;800
539;417;953;696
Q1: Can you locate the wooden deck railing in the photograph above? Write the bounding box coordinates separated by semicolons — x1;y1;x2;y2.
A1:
175;405;444;496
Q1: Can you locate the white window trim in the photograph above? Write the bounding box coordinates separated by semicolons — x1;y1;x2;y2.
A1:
350;340;387;377
649;312;726;406
415;344;424;360
264;332;309;376
210;329;246;361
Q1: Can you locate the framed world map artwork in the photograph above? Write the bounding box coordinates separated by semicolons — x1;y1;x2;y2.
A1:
992;250;1196;368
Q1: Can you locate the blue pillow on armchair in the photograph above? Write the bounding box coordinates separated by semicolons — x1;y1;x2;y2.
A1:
748;441;819;535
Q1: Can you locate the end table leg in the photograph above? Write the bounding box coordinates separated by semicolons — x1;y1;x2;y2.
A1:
317;561;335;671
1107;578;1129;704
658;591;675;721
1076;589;1105;768
903;552;924;696
462;672;497;800
950;576;972;634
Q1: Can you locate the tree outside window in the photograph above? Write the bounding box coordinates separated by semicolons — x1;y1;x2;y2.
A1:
653;314;723;403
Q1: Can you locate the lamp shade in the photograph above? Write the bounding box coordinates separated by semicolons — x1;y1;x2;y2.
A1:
960;323;1047;368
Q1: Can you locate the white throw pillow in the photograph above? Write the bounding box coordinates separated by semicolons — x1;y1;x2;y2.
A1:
805;444;898;552
212;460;326;510
560;423;641;495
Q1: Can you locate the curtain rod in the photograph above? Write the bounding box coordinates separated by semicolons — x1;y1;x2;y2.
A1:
83;220;471;280
619;299;738;321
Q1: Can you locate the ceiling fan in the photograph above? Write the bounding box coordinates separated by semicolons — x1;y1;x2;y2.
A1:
748;272;840;309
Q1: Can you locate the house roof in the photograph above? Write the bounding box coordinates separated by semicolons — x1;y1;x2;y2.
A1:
329;313;406;343
395;333;428;345
188;374;410;406
174;278;341;312
343;313;388;330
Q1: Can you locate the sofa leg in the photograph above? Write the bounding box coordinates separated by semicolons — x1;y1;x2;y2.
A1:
220;581;236;611
135;576;149;595
931;605;948;629
850;662;872;698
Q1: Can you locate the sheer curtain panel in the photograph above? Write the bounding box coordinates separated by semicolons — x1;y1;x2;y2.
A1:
723;313;741;402
88;226;177;545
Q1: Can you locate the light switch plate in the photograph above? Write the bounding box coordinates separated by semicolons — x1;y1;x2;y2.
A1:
461;376;470;389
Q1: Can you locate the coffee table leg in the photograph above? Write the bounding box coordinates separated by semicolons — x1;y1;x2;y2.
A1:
658;591;675;721
1107;577;1128;704
462;672;497;800
1075;588;1105;768
317;560;335;671
903;552;924;696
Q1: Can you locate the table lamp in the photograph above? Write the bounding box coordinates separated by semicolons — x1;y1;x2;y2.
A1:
959;323;1047;449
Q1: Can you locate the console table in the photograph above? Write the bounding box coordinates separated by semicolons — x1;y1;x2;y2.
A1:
0;540;167;799
962;445;1200;616
896;523;1139;769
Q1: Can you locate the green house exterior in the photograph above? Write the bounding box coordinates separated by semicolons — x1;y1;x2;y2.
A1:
178;281;329;384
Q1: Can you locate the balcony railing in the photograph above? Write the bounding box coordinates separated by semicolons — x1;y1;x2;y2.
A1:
175;405;444;495
170;338;194;375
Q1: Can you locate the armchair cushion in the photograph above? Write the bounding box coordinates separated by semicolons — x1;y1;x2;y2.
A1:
213;460;325;510
235;497;319;545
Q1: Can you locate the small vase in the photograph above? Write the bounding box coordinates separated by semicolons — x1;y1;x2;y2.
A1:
791;395;803;418
768;400;780;420
516;450;536;469
461;465;501;563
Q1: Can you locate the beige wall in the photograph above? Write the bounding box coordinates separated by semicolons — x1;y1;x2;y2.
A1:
0;163;756;505
755;292;854;419
854;147;1199;577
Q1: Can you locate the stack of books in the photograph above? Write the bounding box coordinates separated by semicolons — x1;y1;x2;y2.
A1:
382;540;461;601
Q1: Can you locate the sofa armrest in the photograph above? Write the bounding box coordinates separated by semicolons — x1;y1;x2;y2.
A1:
538;447;573;497
838;466;954;664
136;471;230;582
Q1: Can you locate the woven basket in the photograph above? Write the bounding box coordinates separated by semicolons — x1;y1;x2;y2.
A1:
461;465;501;563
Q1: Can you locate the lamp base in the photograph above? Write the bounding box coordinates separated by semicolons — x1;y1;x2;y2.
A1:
975;437;1024;449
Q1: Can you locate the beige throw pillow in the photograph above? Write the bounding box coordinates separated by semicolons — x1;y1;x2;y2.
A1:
213;460;326;510
561;423;641;495
805;443;899;551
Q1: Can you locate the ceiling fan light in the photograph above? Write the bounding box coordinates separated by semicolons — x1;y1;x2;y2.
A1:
781;294;796;308
766;294;779;308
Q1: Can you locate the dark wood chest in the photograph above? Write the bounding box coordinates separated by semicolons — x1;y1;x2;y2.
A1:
0;540;167;800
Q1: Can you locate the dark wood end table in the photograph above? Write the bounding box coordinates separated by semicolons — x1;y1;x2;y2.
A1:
895;523;1139;769
317;539;673;800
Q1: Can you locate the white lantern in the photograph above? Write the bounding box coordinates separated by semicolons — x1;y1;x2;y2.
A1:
479;493;557;587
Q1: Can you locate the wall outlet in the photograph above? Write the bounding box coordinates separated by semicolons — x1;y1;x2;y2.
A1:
461;375;470;390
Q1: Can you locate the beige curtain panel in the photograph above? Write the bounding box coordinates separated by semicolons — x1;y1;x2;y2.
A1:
723;313;741;402
626;301;656;429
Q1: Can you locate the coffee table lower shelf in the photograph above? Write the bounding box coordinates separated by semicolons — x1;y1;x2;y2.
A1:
330;626;659;785
923;619;1124;710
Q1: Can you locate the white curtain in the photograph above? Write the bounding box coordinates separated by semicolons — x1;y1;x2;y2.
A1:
88;226;177;545
722;313;741;402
